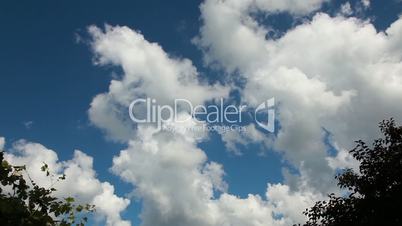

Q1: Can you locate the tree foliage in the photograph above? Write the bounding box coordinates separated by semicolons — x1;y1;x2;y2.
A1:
301;119;402;226
0;151;95;226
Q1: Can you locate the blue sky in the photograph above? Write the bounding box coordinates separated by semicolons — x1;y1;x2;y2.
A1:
1;0;402;225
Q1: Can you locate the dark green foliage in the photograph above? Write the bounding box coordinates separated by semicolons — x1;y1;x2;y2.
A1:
0;152;95;226
300;119;402;226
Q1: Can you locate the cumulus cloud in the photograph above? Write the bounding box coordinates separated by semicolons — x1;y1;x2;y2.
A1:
3;139;130;226
83;2;402;225
111;121;219;226
266;183;323;224
197;0;402;194
85;22;319;225
110;117;316;226
88;25;229;141
220;124;273;155
326;146;359;172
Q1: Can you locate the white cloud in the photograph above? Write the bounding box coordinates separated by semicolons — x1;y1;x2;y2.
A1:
5;1;399;225
3;139;131;226
83;4;402;225
111;117;315;226
111;120;219;226
254;0;328;15
83;7;340;224
340;2;353;16
195;0;332;72
93;183;131;226
212;185;320;226
86;22;318;223
221;124;273;155
266;183;323;225
88;25;229;141
362;0;371;8
195;0;270;73
326;145;359;172
0;137;4;150
197;0;402;194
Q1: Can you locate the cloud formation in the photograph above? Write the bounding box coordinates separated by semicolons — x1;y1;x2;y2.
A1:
88;25;229;141
220;124;272;155
197;0;402;193
86;22;324;223
3;139;130;226
110;116;319;226
84;0;402;225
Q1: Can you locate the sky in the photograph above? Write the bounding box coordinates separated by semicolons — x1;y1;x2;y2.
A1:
1;0;402;225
